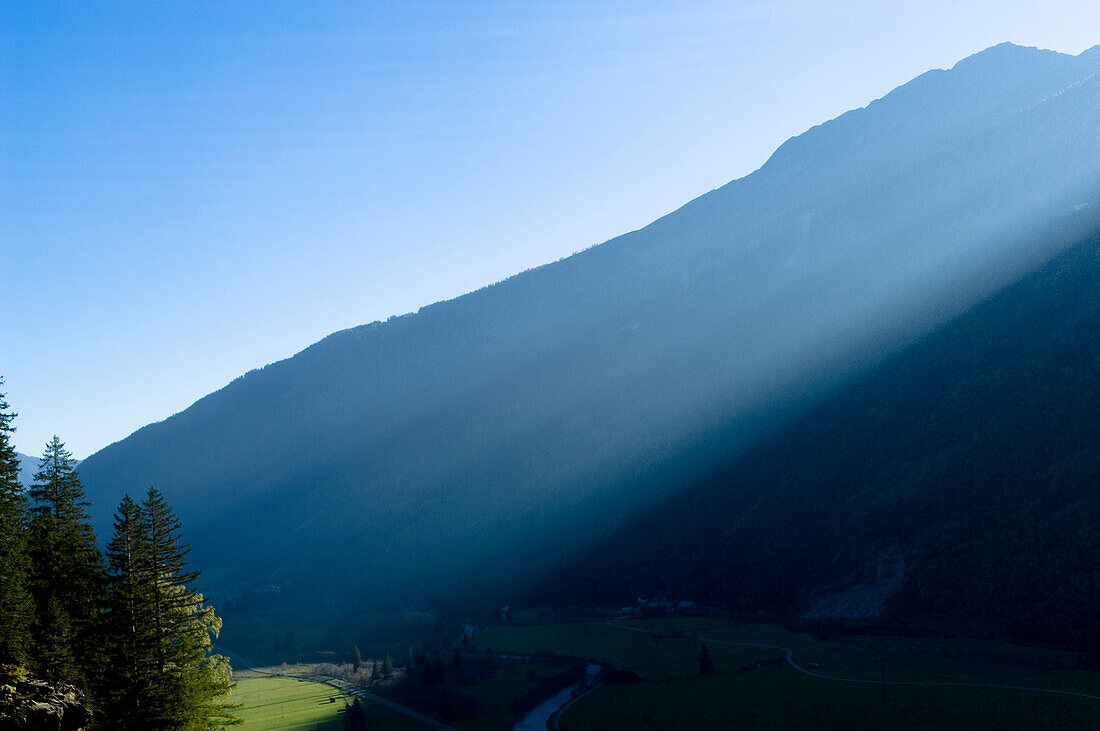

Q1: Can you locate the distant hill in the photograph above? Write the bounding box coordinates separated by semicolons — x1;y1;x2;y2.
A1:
15;451;80;491
15;452;37;490
76;43;1100;623
543;231;1100;648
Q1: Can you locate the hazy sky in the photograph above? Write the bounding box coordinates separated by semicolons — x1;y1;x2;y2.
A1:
3;1;1098;457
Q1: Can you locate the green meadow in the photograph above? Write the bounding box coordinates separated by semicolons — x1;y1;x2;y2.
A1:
230;675;422;730
472;618;1100;729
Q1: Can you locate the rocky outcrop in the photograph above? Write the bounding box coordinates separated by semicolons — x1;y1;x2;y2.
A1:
806;557;908;621
1;666;92;731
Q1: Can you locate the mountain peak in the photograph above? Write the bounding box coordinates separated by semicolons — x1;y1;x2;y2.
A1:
951;42;1068;72
759;41;1096;180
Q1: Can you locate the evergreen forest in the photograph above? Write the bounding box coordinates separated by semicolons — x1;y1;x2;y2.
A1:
0;378;237;729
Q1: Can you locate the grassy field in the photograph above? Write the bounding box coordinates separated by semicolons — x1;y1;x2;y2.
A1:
562;669;1100;730
230;675;422;730
472;617;741;680
472;618;1100;729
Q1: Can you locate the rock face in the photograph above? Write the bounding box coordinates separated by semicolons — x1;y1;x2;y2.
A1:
806;557;908;620
0;668;92;731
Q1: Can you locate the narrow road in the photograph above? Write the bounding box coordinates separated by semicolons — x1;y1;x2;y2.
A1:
548;680;602;731
605;619;1100;702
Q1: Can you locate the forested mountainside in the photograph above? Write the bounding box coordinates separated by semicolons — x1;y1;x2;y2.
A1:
77;43;1100;620
541;232;1100;649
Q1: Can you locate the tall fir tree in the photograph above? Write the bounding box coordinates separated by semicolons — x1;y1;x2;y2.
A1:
102;495;157;729
142;487;198;670
101;489;238;728
698;642;714;676
0;379;33;665
26;435;106;684
139;487;238;729
101;489;240;728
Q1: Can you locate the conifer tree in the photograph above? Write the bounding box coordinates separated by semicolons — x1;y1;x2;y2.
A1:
102;490;238;728
438;691;453;722
102;495;156;729
27;435;105;684
138;487;238;729
698;642;714;676
347;697;366;730
0;380;33;665
141;487;199;671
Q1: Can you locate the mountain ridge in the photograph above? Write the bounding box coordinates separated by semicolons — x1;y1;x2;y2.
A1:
83;43;1096;457
76;43;1100;622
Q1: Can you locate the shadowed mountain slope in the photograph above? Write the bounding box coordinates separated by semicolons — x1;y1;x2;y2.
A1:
542;231;1100;648
77;44;1100;616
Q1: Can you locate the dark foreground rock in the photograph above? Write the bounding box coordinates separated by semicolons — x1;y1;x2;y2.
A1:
1;666;92;731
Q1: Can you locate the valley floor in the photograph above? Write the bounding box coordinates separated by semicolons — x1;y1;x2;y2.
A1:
227;611;1100;729
469;616;1100;730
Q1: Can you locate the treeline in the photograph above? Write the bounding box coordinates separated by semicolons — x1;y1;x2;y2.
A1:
0;379;237;729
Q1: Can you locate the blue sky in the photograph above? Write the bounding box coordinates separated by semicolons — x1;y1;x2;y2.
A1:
3;1;1098;458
